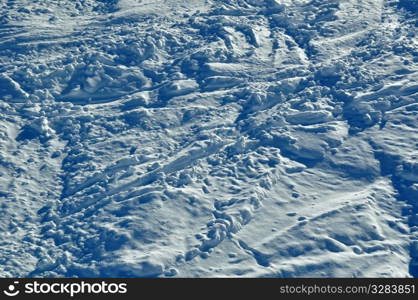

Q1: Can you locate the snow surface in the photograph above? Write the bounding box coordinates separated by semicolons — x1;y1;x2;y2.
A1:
0;0;417;277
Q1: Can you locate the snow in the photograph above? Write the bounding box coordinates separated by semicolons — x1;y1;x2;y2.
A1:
0;0;417;278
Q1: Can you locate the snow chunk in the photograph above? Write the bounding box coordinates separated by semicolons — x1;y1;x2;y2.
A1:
160;79;199;99
0;74;29;101
285;110;333;125
203;76;244;91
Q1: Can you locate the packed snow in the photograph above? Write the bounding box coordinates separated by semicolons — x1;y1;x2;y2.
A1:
0;0;417;277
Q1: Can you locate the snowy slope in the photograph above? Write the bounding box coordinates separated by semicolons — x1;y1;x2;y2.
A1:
0;0;417;277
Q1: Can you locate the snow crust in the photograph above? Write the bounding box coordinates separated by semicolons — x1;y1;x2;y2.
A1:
0;0;417;277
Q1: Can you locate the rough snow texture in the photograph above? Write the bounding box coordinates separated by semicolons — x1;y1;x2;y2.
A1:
0;0;417;277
